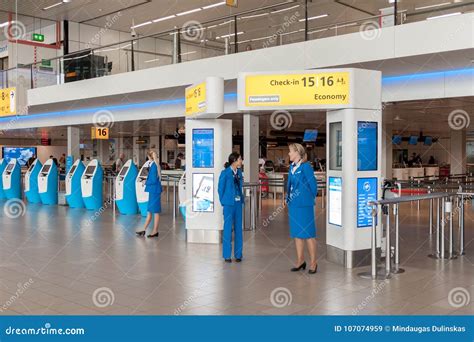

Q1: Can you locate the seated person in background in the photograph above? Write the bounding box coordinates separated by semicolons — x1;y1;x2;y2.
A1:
428;156;436;165
174;153;184;170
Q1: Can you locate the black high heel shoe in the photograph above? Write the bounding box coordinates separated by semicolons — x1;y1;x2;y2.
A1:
290;261;306;272
135;230;146;237
147;232;159;238
308;264;318;274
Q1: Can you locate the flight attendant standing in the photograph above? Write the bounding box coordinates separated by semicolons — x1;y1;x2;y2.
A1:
218;152;244;263
287;143;318;274
136;150;162;238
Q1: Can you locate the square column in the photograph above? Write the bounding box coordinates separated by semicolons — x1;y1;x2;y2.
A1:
243;113;259;183
67;126;80;160
450;129;466;175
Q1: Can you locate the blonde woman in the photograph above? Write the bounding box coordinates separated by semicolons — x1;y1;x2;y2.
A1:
136;150;162;238
287;143;318;274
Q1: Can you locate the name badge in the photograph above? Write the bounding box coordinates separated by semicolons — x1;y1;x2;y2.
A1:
235;196;241;202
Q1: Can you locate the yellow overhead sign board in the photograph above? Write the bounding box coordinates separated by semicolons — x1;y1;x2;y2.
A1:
185;82;207;116
91;127;109;140
0;87;16;116
244;72;350;108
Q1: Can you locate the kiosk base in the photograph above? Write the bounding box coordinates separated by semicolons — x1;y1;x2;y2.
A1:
326;245;381;268
186;229;221;244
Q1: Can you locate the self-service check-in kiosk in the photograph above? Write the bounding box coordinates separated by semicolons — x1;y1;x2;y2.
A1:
81;159;103;210
24;159;42;204
2;159;21;199
0;159;7;199
66;159;85;208
116;159;139;215
38;159;58;205
136;160;152;217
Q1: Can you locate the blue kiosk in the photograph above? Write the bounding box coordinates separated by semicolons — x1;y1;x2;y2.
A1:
38;159;58;205
2;159;21;199
65;159;85;208
0;158;7;200
115;159;138;215
81;159;103;210
24;159;42;204
136;160;152;217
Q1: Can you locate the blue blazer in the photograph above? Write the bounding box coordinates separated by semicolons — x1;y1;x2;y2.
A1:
218;166;243;206
286;162;317;207
145;162;163;194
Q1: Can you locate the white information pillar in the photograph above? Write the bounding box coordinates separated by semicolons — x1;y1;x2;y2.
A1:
243;113;259;183
67;126;81;160
184;77;232;244
238;68;382;268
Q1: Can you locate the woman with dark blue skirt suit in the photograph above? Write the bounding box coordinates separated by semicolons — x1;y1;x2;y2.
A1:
136;151;162;238
287;143;318;274
218;152;244;263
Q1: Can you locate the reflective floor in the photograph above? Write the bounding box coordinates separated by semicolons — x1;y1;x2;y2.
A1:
0;195;472;315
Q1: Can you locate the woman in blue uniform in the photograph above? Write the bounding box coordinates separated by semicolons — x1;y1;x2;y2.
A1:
136;150;162;238
287;143;318;274
218;152;244;263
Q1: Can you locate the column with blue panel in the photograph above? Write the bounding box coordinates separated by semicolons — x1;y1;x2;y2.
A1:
38;159;58;205
24;159;42;203
81;159;103;210
115;159;138;215
0;159;7;199
65;159;85;208
2;159;21;199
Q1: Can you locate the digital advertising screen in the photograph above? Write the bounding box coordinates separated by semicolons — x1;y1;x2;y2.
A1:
2;147;36;167
192;129;214;168
424;136;433;146
357;122;377;171
328;177;342;226
409;136;418;145
192;173;214;212
357;177;378;228
392;135;402;145
41;165;51;174
303;129;318;142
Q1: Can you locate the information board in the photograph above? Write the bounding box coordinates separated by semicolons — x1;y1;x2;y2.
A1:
357;122;378;171
185;82;207;116
328;177;342;226
0;87;16;116
357;177;378;228
192;129;214;168
192;173;214;212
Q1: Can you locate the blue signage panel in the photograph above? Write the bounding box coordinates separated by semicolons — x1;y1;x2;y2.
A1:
66;155;74;174
328;176;342;226
357;177;378;228
357;122;377;171
192;128;214;168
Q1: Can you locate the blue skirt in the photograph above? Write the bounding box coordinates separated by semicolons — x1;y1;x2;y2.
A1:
147;192;162;214
288;205;316;239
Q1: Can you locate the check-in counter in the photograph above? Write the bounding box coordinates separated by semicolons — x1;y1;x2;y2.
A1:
424;166;439;180
408;167;424;179
267;172;285;198
392;168;409;181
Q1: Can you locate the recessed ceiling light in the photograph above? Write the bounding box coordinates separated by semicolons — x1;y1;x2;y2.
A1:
42;1;63;10
415;2;451;10
427;12;461;20
299;14;328;22
176;8;202;16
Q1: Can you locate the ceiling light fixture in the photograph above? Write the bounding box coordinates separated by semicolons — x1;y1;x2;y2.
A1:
271;5;300;14
415;2;451;10
426;12;461;19
176;8;202;16
298;14;328;22
43;1;63;10
152;15;176;23
202;1;225;9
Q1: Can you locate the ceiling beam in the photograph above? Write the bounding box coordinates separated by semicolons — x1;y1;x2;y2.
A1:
334;0;376;16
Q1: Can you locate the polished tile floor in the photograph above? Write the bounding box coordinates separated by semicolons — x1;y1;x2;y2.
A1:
0;195;472;315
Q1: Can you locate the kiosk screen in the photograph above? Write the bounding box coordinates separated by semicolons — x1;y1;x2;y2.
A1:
139;167;149;178
41;165;51;174
119;167;129;177
85;166;96;176
6;164;14;172
69;165;77;176
28;162;36;172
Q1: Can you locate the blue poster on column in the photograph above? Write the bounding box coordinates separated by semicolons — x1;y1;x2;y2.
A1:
357;177;377;228
357;122;378;171
192;129;214;168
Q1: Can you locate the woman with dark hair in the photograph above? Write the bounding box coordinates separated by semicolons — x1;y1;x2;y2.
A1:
136;150;162;238
287;143;318;274
218;152;244;263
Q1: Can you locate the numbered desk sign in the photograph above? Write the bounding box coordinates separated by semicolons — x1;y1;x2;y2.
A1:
0;87;16;116
91;127;109;140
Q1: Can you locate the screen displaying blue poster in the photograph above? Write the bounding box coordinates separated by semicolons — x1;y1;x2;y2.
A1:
328;177;342;226
2;147;36;166
192;129;214;168
357;177;378;228
66;155;74;174
357;122;377;171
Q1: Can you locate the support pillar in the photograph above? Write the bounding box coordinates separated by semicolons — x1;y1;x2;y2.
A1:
450;129;466;175
243;113;259;183
382;112;393;180
67;126;80;160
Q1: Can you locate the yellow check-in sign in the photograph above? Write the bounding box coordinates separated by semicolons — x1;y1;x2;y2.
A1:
91;127;109;140
245;72;350;107
185;82;207;116
0;87;16;116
